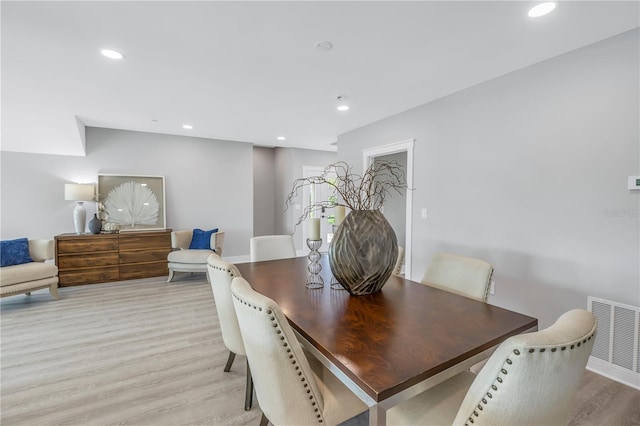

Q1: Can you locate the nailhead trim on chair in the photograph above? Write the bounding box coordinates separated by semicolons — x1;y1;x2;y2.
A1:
462;332;596;426
208;263;237;277
232;293;325;423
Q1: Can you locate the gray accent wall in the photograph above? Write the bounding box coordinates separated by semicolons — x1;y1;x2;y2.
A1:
338;29;639;328
253;147;276;236
1;128;254;256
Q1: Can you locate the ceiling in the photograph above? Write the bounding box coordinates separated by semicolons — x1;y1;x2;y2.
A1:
2;1;638;156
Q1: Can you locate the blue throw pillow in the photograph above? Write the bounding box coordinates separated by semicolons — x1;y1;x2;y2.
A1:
189;228;219;250
1;238;34;267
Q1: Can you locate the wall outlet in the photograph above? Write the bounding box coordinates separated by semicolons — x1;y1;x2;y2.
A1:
489;281;495;295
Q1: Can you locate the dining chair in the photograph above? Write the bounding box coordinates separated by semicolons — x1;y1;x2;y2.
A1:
421;252;493;302
393;245;405;276
231;277;367;426
387;309;596;426
249;235;297;262
206;254;253;411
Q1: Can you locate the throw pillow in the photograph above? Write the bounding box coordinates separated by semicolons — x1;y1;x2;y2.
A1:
1;238;34;267
189;228;219;250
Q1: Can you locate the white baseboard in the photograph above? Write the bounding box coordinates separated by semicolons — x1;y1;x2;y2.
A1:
587;357;640;390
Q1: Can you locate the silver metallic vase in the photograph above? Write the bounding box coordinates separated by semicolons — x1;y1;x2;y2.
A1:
328;210;398;295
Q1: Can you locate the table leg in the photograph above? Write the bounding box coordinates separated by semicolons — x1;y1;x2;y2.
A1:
369;404;387;426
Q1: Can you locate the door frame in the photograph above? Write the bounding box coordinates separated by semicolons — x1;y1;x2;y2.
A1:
362;138;415;279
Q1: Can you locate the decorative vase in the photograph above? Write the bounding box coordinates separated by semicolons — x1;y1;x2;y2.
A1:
328;210;398;295
88;213;102;234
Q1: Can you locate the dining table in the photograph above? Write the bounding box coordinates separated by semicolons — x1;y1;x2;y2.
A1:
235;255;538;426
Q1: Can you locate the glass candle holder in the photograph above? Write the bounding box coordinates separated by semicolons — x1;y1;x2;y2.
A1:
306;238;324;289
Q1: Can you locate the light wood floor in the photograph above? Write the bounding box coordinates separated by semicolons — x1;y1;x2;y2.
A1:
1;275;638;426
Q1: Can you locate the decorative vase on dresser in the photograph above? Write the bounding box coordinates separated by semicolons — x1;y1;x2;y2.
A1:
88;214;102;234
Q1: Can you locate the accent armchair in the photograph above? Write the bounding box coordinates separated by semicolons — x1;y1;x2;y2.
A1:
167;230;225;282
0;239;59;300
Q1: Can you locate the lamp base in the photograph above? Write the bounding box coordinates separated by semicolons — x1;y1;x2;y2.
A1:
73;201;87;234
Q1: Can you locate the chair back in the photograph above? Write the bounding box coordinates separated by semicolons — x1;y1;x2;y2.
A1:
393;246;405;276
206;254;245;356
421;252;493;302
453;309;597;426
231;277;326;425
249;235;297;262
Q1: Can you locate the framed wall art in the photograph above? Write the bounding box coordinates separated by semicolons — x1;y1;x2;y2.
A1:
97;174;166;232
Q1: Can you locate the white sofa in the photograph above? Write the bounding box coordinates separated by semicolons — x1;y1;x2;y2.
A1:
167;230;225;282
0;239;59;299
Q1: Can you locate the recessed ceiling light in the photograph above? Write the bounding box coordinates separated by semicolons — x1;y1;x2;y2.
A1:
182;124;193;130
277;136;286;141
101;49;124;59
314;41;333;52
528;2;557;18
336;95;349;112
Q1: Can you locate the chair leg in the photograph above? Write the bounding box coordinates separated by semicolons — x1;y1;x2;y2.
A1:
223;351;236;372
167;270;174;283
245;360;254;411
259;413;269;426
49;285;60;300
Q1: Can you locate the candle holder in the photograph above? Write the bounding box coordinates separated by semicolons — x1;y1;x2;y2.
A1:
306;238;324;289
329;225;345;290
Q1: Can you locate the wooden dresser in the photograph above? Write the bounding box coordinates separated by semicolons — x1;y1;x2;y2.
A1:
55;230;172;287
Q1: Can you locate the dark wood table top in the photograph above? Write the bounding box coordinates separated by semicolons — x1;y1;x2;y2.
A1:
236;255;537;403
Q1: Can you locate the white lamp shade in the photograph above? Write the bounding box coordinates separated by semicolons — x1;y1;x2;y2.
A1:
65;183;95;201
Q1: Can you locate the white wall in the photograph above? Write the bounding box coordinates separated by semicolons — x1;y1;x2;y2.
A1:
338;30;640;328
1;128;254;256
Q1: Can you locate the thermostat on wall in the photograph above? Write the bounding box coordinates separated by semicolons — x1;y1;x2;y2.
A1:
629;176;640;190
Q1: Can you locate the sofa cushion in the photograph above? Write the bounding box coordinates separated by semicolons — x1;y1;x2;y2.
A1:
1;238;33;267
168;249;212;264
189;228;218;250
0;262;58;287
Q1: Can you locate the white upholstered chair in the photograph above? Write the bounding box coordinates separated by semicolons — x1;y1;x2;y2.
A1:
249;235;296;262
167;230;225;282
231;277;367;426
387;309;597;426
206;254;253;410
421;252;493;302
393;246;405;277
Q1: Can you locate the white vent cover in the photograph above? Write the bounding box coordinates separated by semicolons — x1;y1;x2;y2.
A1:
588;297;640;389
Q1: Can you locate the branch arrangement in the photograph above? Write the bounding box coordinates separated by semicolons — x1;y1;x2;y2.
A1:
286;160;408;228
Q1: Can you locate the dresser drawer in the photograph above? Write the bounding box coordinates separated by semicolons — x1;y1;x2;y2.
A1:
59;267;119;286
57;238;118;254
58;252;119;269
119;233;171;251
119;248;171;265
119;262;168;280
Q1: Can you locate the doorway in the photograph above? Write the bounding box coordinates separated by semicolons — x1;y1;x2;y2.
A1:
363;139;415;278
301;165;337;252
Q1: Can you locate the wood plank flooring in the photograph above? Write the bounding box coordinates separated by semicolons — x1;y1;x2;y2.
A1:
1;275;638;425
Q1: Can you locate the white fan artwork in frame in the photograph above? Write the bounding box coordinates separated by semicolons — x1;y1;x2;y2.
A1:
98;174;166;231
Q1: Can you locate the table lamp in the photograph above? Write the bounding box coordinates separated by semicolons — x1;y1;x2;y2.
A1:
65;183;95;234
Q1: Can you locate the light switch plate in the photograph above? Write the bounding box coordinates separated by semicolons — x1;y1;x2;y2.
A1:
421;208;428;219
